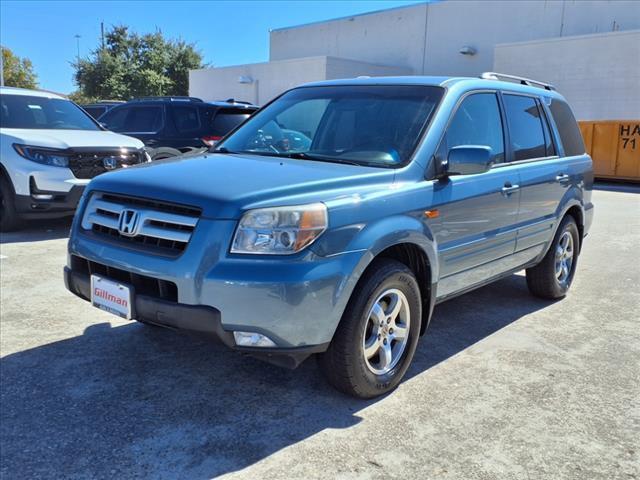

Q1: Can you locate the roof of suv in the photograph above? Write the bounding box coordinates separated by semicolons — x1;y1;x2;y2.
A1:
126;96;258;109
300;75;565;99
0;86;66;99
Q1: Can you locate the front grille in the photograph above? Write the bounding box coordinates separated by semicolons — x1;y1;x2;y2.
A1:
69;150;143;179
81;193;201;256
71;255;178;302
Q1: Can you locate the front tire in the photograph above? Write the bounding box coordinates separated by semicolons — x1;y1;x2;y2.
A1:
526;216;580;299
318;259;422;398
149;147;183;160
0;175;23;232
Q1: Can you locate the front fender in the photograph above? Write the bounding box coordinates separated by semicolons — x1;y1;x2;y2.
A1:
311;213;439;335
313;213;438;280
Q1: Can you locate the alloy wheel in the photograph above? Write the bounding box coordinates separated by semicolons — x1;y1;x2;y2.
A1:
555;231;574;285
362;288;411;375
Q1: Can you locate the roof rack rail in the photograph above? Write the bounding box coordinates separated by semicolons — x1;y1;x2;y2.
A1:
480;72;556;91
220;98;254;105
131;96;204;102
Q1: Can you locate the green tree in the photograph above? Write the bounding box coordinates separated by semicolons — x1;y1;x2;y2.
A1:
1;46;38;89
67;90;97;105
73;26;205;100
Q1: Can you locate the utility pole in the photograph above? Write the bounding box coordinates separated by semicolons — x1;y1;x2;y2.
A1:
74;34;81;63
101;22;105;50
0;45;4;87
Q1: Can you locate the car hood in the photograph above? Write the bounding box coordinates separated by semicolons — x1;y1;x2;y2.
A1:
87;152;396;219
0;128;144;149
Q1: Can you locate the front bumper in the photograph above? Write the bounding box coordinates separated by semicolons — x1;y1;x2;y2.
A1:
64;266;331;368
14;181;85;219
68;217;369;349
7;160;89;196
64;201;371;366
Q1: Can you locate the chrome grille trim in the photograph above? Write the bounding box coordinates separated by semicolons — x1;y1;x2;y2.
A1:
81;193;199;252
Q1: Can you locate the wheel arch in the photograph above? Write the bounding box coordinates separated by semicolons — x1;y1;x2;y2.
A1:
545;185;586;258
373;242;435;335
341;232;438;337
564;205;584;252
0;163;15;192
548;200;585;257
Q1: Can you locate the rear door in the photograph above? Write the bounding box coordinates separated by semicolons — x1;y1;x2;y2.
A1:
500;93;569;260
100;104;164;147
204;108;254;145
168;104;204;149
433;91;521;299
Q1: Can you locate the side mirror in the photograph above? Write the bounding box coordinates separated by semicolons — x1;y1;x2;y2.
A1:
445;145;492;176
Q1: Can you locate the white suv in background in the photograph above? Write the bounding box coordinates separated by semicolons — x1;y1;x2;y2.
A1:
0;87;148;231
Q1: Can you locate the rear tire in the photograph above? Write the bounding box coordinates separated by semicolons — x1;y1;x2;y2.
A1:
0;174;23;232
318;258;422;399
526;216;580;299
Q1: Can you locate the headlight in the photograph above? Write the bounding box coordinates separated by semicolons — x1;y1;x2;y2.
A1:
231;203;328;255
143;149;152;162
14;144;69;167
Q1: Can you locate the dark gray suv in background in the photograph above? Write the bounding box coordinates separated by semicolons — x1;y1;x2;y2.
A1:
98;97;257;159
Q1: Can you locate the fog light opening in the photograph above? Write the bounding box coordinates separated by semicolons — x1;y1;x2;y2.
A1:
31;194;54;200
233;331;277;348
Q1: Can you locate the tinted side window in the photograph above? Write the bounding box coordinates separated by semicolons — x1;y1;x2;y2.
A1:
100;106;130;131
124;106;163;132
549;99;585;156
503;94;546;161
539;102;556;157
83;106;107;120
210;109;252;136
172;106;200;133
446;93;505;163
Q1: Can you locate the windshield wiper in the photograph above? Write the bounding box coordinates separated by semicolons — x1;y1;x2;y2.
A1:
213;148;366;166
212;147;239;154
213;148;276;157
276;151;363;166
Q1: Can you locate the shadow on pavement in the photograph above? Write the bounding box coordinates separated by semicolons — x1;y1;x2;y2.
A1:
0;218;72;245
0;274;552;478
593;181;640;194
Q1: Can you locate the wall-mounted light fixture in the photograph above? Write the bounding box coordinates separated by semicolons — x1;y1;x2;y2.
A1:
238;75;254;84
459;46;477;56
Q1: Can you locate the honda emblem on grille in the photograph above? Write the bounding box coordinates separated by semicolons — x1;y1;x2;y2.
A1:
103;156;118;170
118;209;140;237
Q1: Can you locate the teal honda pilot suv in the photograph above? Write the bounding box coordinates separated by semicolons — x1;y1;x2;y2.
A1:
64;73;593;398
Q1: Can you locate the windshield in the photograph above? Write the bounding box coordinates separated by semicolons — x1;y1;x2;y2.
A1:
217;85;444;167
0;94;100;130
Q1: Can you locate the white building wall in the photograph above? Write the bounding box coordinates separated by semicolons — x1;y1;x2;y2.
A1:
494;30;640;120
189;56;410;105
323;57;412;80
270;1;640;76
190;57;328;105
270;4;429;74
190;1;640;118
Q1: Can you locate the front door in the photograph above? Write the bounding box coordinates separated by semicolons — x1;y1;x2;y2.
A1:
431;92;521;299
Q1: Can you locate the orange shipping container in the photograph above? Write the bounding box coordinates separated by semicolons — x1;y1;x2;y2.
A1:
578;121;640;182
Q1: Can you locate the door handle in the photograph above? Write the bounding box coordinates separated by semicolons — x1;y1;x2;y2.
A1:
501;183;520;196
556;173;570;183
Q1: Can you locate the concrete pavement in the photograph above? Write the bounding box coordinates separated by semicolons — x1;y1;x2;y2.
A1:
1;185;638;479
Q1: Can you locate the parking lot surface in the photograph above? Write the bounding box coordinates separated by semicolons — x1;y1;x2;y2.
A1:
1;185;638;480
